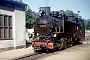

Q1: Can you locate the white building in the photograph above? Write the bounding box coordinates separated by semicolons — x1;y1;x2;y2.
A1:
27;29;34;34
85;30;90;37
0;0;27;52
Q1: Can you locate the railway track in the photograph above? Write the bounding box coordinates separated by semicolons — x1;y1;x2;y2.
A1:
15;43;89;60
15;48;66;60
15;52;48;60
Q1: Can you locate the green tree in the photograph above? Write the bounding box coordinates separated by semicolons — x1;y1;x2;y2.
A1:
84;19;90;30
65;10;74;16
26;8;38;29
60;9;82;18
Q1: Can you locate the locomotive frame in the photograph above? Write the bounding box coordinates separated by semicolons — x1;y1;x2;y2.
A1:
32;7;85;53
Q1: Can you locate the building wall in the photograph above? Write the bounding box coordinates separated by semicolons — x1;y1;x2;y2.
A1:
27;29;34;34
0;7;26;51
14;9;26;47
85;30;90;37
0;9;14;48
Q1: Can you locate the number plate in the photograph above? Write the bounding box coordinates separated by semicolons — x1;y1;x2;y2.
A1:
40;25;46;27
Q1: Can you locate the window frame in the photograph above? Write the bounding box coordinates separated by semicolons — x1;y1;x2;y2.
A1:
0;14;13;40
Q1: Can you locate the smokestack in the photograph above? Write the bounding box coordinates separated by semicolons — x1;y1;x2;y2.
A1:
45;7;50;15
39;7;51;15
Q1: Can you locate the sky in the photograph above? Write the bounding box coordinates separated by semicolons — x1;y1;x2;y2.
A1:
23;0;90;19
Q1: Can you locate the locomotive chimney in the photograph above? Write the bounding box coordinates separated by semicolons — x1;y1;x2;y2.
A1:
39;6;51;15
45;6;51;15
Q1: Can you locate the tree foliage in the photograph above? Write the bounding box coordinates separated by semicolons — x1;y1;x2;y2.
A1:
84;19;90;30
26;8;38;29
60;10;82;18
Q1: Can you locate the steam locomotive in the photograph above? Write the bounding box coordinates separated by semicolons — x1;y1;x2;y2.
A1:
32;7;85;53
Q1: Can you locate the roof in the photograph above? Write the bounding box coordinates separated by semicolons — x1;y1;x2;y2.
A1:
7;0;27;6
0;0;27;10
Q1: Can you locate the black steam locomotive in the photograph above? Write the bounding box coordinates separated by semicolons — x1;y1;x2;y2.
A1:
32;7;85;52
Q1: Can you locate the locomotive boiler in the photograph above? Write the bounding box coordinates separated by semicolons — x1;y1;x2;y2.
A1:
32;7;85;53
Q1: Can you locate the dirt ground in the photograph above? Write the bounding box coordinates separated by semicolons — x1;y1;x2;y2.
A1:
39;39;90;60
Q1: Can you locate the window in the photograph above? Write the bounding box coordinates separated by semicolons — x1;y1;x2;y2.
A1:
60;26;63;32
0;14;12;40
